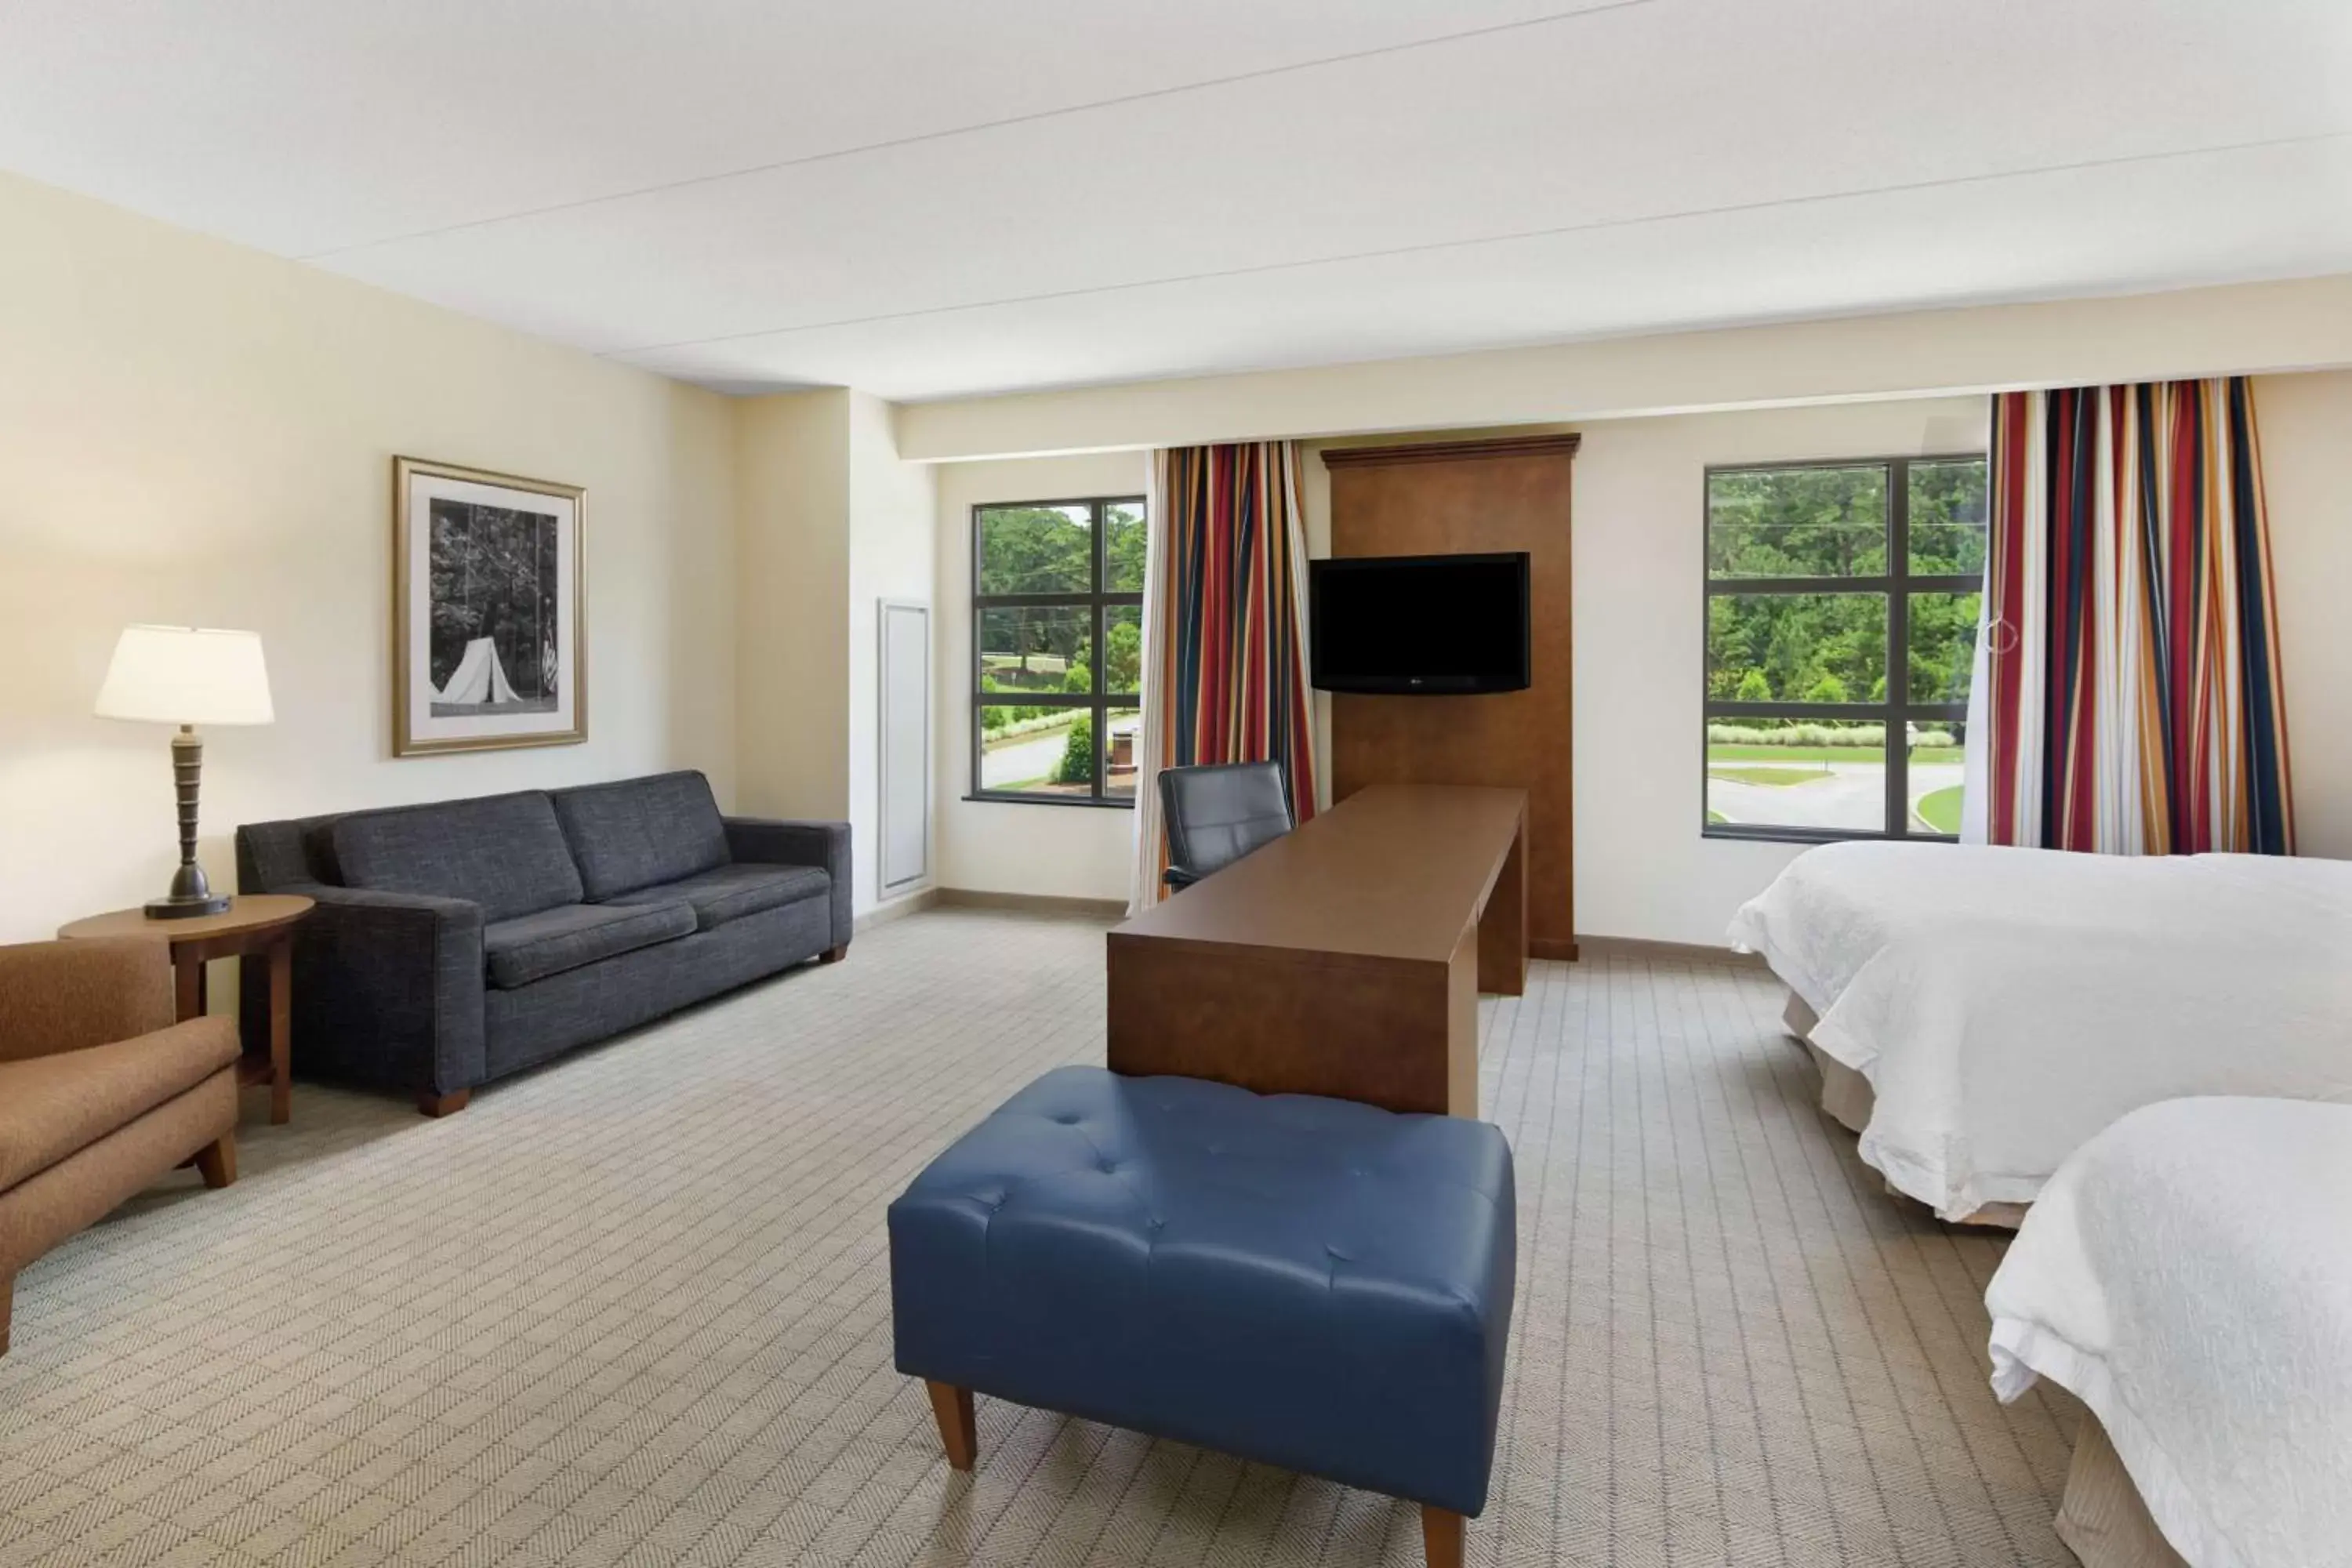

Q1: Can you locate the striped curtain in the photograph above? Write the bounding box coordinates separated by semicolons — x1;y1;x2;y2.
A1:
1127;442;1319;913
1965;379;2293;855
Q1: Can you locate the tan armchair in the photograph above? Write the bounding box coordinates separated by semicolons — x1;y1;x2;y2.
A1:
0;938;241;1356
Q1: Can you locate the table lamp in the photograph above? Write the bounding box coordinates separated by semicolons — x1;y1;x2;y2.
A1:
94;625;274;919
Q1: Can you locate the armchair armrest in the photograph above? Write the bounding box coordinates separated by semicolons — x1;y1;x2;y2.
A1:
0;939;175;1062
724;817;852;949
1162;866;1202;891
241;883;486;1099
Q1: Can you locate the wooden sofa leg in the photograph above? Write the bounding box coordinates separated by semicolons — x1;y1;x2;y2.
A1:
818;945;848;964
418;1089;472;1118
1;1275;13;1358
194;1134;238;1190
925;1381;977;1471
1421;1506;1464;1568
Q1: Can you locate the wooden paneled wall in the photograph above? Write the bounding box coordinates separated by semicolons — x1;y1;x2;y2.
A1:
1322;434;1578;960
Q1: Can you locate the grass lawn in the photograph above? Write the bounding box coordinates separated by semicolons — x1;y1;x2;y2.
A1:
1707;764;1831;787
1914;786;1964;834
1708;745;1964;766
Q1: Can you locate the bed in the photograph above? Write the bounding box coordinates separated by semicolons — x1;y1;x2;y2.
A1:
1985;1097;2352;1568
1728;841;2352;1222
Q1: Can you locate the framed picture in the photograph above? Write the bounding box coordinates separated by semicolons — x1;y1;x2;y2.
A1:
393;456;586;757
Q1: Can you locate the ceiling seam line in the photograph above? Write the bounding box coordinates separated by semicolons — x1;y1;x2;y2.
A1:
586;125;2352;358
291;0;1657;262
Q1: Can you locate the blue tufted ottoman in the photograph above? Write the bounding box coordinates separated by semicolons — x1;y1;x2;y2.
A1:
888;1065;1515;1567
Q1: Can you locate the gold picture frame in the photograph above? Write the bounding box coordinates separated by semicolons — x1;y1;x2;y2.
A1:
393;456;587;757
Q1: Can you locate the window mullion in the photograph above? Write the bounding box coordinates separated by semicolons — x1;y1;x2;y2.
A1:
1887;459;1907;835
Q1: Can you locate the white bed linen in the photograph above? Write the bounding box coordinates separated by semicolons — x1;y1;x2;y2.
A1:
1729;844;2352;1218
1986;1098;2352;1568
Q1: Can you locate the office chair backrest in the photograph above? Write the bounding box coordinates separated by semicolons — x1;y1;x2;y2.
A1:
1160;761;1294;886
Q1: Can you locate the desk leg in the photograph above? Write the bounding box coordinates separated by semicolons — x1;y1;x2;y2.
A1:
1476;822;1527;996
172;949;206;1023
267;934;292;1125
1447;937;1480;1118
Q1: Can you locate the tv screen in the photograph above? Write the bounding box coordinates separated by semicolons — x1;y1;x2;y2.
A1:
1308;552;1530;694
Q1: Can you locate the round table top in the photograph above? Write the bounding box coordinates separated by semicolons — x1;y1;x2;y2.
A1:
59;893;315;943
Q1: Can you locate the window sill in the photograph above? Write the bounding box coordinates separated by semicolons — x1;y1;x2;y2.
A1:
1703;825;1956;846
963;793;1136;810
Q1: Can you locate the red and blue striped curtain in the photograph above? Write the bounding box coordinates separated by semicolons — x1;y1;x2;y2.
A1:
1968;379;2294;855
1128;441;1319;910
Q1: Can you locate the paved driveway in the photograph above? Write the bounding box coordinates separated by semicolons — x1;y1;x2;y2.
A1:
1709;759;1962;831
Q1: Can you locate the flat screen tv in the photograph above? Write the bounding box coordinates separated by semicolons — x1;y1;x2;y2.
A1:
1308;551;1530;695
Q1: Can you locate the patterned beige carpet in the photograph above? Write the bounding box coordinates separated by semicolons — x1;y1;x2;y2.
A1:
0;909;2079;1567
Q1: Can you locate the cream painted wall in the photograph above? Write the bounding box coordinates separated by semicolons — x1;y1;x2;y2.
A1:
898;273;2352;462
2251;370;2352;861
0;170;737;946
736;388;938;916
733;389;851;827
845;390;938;912
932;451;1150;903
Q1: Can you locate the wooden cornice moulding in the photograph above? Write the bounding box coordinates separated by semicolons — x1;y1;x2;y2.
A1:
1319;433;1583;470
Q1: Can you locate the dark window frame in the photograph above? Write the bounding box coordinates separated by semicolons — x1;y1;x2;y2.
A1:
967;494;1145;808
1702;454;1985;845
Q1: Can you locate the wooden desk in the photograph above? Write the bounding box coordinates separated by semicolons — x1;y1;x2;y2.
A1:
1106;784;1526;1117
58;895;313;1125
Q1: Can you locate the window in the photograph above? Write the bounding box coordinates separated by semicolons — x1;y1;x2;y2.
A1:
970;496;1147;805
1704;456;1986;842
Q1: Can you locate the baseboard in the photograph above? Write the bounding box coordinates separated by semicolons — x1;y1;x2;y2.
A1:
1571;934;1768;969
855;887;940;933
933;887;1129;920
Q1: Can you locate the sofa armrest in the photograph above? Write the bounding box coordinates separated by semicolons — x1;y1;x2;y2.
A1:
724;817;852;949
0;938;176;1063
242;883;487;1098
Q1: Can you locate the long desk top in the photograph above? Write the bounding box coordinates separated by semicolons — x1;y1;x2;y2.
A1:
1108;783;1528;966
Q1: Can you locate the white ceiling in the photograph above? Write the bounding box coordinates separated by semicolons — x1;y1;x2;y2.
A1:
3;0;2348;402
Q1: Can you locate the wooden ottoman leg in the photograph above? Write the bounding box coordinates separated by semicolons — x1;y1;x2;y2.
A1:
1421;1506;1464;1568
0;1274;13;1357
926;1381;977;1470
418;1089;471;1118
194;1134;238;1189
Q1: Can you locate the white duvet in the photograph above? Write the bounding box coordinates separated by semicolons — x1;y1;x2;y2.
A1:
1986;1098;2352;1568
1730;843;2352;1218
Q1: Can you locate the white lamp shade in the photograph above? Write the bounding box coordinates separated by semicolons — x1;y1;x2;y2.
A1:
95;625;274;725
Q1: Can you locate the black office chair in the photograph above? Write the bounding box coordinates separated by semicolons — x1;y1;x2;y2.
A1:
1160;761;1294;891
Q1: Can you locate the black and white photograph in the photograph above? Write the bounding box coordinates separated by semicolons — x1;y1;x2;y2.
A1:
394;456;584;755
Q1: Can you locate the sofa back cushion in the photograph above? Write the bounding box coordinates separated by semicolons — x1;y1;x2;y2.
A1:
550;771;731;900
332;792;584;923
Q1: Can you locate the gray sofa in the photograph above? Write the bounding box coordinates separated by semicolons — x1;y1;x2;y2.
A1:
235;771;850;1115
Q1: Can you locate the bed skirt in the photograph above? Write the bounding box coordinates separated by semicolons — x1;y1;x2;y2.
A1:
2057;1413;2190;1568
1784;993;1875;1133
1778;989;2027;1230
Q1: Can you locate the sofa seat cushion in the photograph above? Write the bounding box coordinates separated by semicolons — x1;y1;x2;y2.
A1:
887;1067;1517;1518
0;1017;241;1190
602;864;829;931
333;791;584;923
550;771;731;901
483;901;695;991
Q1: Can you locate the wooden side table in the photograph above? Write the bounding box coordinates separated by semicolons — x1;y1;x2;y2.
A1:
58;894;314;1124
